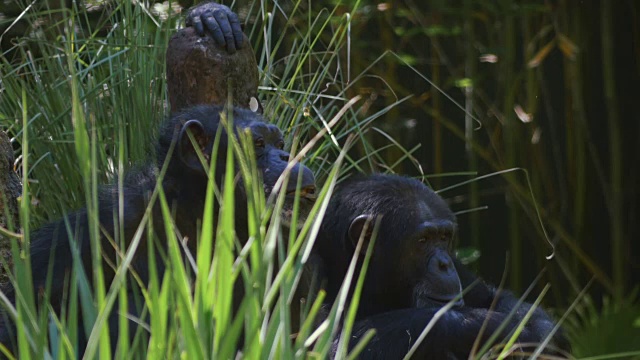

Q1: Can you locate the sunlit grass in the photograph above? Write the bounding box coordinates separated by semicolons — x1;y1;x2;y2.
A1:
0;1;397;358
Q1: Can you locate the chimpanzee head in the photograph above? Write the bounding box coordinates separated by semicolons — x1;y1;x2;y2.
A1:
157;105;316;229
317;174;463;317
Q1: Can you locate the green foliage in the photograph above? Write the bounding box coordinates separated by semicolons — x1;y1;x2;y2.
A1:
566;294;640;359
1;1;171;226
0;0;413;358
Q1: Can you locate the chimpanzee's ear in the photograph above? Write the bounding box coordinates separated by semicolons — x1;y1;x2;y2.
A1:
348;214;375;251
178;119;208;171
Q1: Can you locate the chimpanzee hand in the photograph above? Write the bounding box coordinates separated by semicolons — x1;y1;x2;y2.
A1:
344;307;557;359
454;258;569;352
185;1;244;54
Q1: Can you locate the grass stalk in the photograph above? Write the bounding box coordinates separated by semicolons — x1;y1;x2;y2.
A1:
601;0;624;301
463;0;479;249
500;0;522;292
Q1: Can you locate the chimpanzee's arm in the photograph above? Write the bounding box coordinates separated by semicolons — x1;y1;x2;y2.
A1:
185;1;244;53
338;307;543;360
454;258;570;352
0;211;95;351
28;211;94;305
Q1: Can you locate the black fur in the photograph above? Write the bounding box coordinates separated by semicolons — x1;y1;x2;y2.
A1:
315;174;569;359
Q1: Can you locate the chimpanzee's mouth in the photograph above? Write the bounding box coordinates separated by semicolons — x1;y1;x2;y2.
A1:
286;185;317;202
279;186;316;229
414;287;464;308
425;296;464;307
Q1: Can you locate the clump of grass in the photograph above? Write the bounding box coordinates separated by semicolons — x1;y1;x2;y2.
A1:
565;293;640;359
0;0;412;358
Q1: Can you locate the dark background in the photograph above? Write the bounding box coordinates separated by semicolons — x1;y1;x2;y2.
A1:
297;0;640;308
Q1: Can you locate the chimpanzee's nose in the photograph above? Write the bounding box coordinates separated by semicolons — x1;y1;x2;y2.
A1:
279;151;290;162
285;161;316;197
429;251;455;276
437;254;453;273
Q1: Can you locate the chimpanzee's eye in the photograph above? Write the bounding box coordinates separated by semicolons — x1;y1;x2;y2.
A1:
442;229;454;241
277;140;285;150
255;138;265;148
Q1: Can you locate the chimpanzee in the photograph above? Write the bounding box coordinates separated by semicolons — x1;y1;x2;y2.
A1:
0;105;316;354
315;174;569;359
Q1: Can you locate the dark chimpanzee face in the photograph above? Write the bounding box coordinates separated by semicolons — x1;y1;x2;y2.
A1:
171;106;316;229
247;121;316;228
395;199;463;308
328;175;463;314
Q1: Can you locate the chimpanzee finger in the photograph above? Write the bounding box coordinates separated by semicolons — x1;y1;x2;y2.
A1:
202;10;226;47
190;16;205;37
212;9;237;54
227;11;244;50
